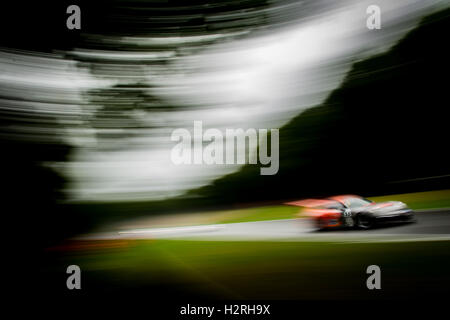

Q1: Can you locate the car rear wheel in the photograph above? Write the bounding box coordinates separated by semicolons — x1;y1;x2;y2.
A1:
316;218;326;230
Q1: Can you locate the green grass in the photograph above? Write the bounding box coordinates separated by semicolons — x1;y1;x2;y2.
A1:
47;239;450;300
215;205;300;224
189;189;450;226
368;189;450;210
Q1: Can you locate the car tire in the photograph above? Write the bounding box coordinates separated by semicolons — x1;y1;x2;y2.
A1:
402;212;416;223
355;213;374;229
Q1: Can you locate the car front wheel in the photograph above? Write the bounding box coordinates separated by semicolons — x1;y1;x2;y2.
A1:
355;214;374;229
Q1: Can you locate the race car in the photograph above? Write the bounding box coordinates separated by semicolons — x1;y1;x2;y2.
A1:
286;195;415;230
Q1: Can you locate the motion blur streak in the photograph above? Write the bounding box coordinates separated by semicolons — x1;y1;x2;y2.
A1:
0;0;447;201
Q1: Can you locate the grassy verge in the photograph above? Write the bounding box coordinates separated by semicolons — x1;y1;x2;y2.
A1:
45;239;450;300
368;189;450;210
214;205;300;224
185;189;450;225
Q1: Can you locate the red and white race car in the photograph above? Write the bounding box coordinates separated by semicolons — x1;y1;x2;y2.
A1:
287;195;415;230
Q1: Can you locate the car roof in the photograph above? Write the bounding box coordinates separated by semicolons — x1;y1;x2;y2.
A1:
328;195;361;203
285;195;364;208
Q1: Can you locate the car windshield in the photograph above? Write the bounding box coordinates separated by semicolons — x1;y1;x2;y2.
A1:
316;201;345;210
324;203;345;210
344;197;372;208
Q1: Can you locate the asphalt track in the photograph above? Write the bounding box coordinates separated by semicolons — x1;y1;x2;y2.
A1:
81;209;450;242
